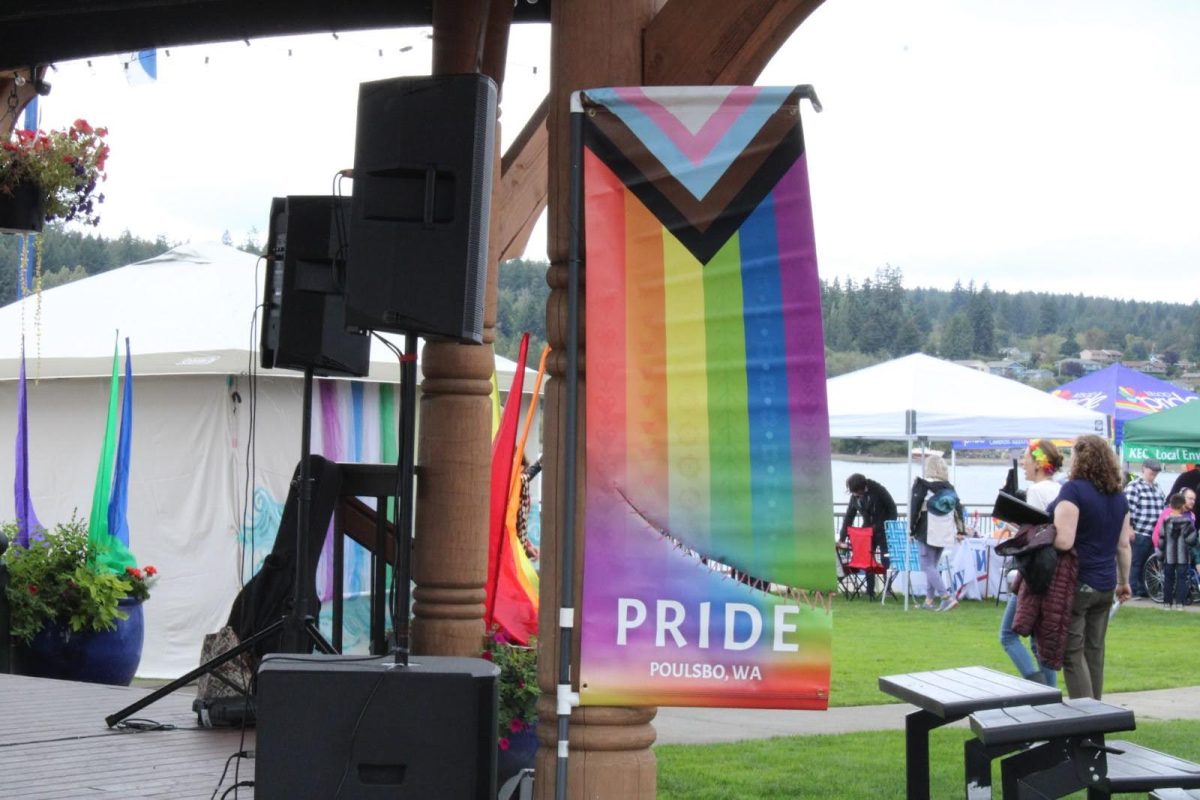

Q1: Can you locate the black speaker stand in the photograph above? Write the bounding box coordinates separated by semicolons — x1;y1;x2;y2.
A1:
106;367;335;728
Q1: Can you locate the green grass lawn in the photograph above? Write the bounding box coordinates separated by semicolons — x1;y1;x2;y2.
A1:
648;597;1199;797
658;719;1200;799
829;596;1195;706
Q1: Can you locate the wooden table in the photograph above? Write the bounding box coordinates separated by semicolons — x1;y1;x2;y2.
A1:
879;665;1062;799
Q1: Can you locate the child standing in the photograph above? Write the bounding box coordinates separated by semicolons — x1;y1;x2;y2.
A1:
1159;492;1198;610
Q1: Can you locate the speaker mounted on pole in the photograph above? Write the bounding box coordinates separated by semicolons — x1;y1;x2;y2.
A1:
344;73;497;343
260;195;371;377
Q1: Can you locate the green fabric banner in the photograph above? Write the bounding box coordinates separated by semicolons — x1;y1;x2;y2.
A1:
87;337;135;573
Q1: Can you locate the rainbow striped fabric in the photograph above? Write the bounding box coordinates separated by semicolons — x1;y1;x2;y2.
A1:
578;87;835;709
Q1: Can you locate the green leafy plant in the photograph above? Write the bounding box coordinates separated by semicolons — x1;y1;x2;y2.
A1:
1;515;157;643
482;628;539;751
0;119;109;226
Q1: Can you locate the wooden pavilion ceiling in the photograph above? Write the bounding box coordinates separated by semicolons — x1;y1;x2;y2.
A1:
0;0;550;68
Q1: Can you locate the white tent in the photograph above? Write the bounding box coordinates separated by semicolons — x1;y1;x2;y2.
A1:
0;243;540;677
827;353;1109;441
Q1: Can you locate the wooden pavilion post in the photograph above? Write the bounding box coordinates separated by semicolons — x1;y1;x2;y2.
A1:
534;1;661;797
412;0;513;657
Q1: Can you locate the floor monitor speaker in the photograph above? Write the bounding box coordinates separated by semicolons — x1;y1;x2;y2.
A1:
256;654;499;800
260;195;371;377
345;74;496;343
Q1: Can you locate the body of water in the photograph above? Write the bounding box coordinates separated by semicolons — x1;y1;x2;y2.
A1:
831;458;1178;513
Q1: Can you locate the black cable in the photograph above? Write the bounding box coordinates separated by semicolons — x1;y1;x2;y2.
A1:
219;781;254;800
210;750;253;800
332;670;388;799
371;332;406;641
113;718;174;731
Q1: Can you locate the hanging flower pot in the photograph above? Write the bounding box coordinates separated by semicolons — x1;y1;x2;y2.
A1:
1;121;109;230
0;181;46;234
20;596;145;685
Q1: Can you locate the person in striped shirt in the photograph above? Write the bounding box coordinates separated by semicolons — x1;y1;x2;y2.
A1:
1123;458;1166;598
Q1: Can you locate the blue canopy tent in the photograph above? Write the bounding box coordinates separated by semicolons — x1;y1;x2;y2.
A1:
1050;364;1197;445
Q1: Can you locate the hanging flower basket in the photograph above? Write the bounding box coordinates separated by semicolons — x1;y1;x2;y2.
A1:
0;121;109;230
0;181;46;234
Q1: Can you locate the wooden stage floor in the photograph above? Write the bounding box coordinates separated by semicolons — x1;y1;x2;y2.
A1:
0;673;256;798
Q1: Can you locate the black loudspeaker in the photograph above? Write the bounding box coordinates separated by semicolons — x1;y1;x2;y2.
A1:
260;195;371;377
256;654;499;800
345;73;497;343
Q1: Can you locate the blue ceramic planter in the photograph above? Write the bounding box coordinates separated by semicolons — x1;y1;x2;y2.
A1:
497;725;538;786
22;597;144;686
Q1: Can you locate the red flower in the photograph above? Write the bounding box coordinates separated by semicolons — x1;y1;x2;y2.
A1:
73;118;93;135
95;127;108;137
481;650;493;661
509;719;524;733
126;567;143;580
498;737;510;751
27;584;37;594
144;565;157;576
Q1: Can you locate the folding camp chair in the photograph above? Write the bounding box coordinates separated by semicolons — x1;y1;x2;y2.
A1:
883;520;922;610
841;526;886;600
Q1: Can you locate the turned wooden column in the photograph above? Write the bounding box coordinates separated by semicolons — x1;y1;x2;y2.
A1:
412;0;512;656
535;1;662;797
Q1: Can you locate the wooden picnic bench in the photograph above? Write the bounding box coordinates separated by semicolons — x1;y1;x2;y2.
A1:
971;698;1200;798
878;665;1062;799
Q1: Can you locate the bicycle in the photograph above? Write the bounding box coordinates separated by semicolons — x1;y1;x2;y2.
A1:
1143;551;1200;605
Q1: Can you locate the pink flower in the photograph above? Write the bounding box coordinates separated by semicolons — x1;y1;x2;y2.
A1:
510;719;524;733
498;737;510;751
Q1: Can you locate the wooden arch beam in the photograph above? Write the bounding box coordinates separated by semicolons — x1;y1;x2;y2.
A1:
643;0;826;85
496;95;549;263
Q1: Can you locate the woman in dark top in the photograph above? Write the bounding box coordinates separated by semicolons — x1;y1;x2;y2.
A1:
1050;434;1134;700
838;473;897;599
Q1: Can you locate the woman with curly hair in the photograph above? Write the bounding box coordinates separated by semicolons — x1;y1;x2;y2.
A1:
999;440;1063;685
1050;434;1133;699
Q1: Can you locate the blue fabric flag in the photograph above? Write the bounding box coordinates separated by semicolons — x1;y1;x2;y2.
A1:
107;337;134;547
14;339;41;547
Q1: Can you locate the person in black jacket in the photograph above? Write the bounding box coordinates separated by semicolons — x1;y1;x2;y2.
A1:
1169;463;1200;499
838;473;897;599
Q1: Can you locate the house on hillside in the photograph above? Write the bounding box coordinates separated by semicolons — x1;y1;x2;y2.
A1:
1124;360;1168;376
1056;358;1104;376
1080;348;1122;364
954;359;989;372
999;347;1031;363
987;359;1024;378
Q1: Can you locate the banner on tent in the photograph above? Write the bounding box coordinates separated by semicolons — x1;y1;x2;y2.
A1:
577;85;833;710
1122;444;1200;464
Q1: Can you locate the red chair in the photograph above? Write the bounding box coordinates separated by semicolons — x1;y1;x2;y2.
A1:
842;526;886;600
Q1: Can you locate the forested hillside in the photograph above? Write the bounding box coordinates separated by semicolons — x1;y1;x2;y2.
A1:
821;266;1200;379
4;230;1190;375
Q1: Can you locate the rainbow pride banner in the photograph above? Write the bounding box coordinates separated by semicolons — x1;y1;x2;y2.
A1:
577;86;834;709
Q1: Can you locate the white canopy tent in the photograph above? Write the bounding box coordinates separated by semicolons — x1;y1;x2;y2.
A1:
828;353;1109;442
828;353;1109;521
0;243;538;676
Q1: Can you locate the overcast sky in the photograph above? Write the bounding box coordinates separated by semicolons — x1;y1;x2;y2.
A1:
26;0;1200;303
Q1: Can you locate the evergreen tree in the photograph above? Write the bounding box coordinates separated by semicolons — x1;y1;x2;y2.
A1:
967;285;995;356
940;313;974;360
1059;326;1079;356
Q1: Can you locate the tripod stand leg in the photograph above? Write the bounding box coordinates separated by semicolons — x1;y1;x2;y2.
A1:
105;616;285;728
303;617;336;655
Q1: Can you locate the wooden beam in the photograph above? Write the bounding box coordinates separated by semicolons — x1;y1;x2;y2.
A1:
643;0;826;85
496;95;549;263
0;68;44;141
